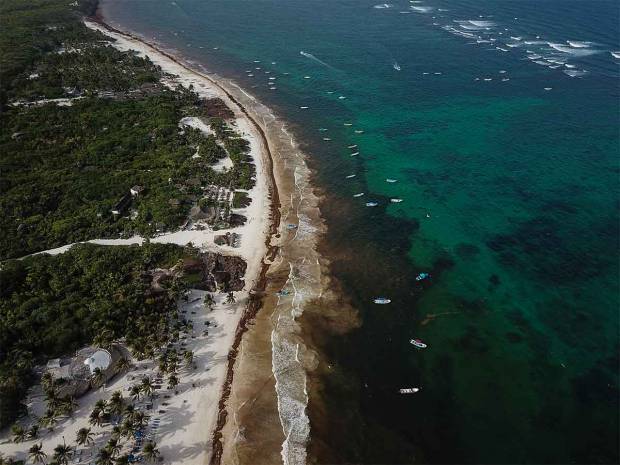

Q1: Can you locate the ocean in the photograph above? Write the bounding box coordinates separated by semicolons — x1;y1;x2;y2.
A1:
100;0;619;463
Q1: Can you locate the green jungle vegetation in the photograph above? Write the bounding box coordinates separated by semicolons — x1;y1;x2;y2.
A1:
0;0;255;435
0;0;255;260
0;242;195;429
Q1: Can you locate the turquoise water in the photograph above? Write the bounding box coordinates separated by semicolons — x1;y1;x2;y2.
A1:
102;0;619;462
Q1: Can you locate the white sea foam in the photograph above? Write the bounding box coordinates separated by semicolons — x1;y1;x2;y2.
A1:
566;40;594;48
373;3;393;9
548;42;600;57
410;5;433;13
564;69;589;77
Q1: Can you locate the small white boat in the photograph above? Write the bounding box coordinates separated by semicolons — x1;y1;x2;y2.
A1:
300;106;309;109
323;137;331;141
350;152;359;157
386;178;397;183
338;96;346;100
390;198;403;203
415;272;430;282
544;87;552;91
393;62;401;71
399;388;420;394
410;339;427;349
366;202;379;207
354;130;364;134
344;123;353;126
269;87;277;90
348;144;358;148
346;174;356;179
247;74;254;77
319;128;328;132
373;297;391;304
304;76;311;79
353;192;365;197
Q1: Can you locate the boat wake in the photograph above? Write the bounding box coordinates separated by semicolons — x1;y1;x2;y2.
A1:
300;50;336;71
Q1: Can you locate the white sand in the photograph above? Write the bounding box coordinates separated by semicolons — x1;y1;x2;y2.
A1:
0;290;244;465
0;20;272;465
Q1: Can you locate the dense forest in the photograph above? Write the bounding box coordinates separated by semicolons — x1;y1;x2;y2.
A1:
0;0;255;434
0;0;255;259
0;242;195;429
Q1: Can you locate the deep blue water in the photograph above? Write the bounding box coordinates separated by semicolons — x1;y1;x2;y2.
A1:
102;0;619;462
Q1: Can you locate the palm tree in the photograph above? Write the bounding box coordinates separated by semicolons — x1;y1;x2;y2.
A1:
11;425;26;443
39;409;58;431
105;438;121;458
114;454;131;465
89;408;104;427
95;448;114;465
183;350;194;368
91;367;105;386
52;443;73;465
28;443;46;464
129;385;141;401
120;419;135;441
60;396;79;416
167;373;179;390
94;399;108;412
226;291;236;304
108;391;125;417
132;411;149;429
140;377;154;398
41;372;54;391
43;384;60;408
27;424;40;440
110;426;122;441
122;404;136;423
142;441;161;463
76;427;94;447
114;357;131;373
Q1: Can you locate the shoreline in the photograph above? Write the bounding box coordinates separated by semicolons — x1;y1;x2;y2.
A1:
84;15;283;465
85;12;330;465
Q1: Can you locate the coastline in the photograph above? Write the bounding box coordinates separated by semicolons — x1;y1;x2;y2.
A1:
84;16;282;465
85;13;329;465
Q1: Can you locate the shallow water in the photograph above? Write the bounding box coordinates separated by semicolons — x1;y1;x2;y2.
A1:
102;0;619;462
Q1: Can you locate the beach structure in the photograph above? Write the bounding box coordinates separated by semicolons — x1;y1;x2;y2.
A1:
45;346;121;398
130;185;145;196
111;193;132;216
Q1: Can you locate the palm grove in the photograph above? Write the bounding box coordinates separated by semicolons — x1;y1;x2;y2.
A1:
0;0;251;462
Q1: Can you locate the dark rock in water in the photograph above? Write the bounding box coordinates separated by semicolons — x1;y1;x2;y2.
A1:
489;274;501;287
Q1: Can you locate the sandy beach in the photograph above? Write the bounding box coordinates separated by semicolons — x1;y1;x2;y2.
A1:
0;18;277;465
1;15;332;465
